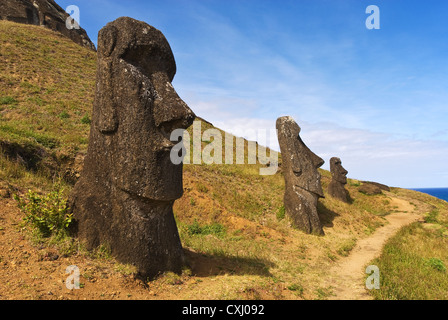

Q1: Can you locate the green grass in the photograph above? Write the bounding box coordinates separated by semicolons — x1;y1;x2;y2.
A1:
336;238;357;257
369;198;448;300
0;20;96;175
424;209;439;224
0;124;59;149
183;220;227;237
276;205;286;221
0;96;17;105
80;114;91;124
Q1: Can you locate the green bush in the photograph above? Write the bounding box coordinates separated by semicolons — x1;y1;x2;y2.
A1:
14;188;72;238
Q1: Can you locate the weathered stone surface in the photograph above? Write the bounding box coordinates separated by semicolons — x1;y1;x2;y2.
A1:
358;183;382;195
68;17;195;279
0;0;95;50
328;157;350;203
276;116;325;235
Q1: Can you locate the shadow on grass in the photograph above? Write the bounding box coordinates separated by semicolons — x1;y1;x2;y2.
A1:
317;201;339;228
184;249;275;277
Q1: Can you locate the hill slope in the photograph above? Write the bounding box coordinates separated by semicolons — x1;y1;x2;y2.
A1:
1;20;447;300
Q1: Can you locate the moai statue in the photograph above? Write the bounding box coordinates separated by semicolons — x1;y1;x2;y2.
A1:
68;17;195;279
276;116;325;235
328;157;350;203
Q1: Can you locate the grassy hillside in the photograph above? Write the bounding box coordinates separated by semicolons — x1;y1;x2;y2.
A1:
1;20;447;300
0;20;96;190
368;189;448;300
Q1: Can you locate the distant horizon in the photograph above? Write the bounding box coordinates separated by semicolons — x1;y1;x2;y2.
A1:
409;187;448;202
411;187;448;189
56;0;448;189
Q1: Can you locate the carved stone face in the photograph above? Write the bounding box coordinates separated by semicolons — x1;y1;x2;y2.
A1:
93;17;195;201
276;116;324;198
330;157;348;185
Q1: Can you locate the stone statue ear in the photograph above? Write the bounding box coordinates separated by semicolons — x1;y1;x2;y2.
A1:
291;154;303;176
97;25;119;134
290;130;304;174
97;59;118;134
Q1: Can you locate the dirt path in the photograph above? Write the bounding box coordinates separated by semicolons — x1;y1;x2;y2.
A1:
323;196;423;300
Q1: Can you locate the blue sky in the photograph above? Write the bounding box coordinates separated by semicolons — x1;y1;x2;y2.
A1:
59;0;448;188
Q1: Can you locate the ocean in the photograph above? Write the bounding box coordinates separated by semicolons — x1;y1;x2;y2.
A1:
412;188;448;202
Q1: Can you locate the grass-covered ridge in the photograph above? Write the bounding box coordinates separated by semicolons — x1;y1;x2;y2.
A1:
1;20;448;299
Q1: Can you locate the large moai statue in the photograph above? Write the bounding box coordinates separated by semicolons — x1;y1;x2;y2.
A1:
276;116;325;235
328;157;350;203
68;17;195;279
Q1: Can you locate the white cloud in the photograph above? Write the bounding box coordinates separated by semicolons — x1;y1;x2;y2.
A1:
204;113;448;188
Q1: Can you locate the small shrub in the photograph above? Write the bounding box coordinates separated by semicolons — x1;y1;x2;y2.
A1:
14;188;72;238
186;220;203;235
163;271;183;285
80;114;91;124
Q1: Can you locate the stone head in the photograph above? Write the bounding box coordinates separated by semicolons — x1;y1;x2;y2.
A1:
91;17;195;201
276;116;324;198
330;157;348;185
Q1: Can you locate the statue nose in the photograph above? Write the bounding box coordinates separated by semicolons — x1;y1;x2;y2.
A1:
152;72;196;132
311;152;324;169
